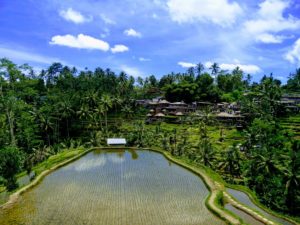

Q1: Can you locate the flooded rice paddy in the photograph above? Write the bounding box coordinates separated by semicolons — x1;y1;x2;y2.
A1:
226;188;294;225
0;149;223;225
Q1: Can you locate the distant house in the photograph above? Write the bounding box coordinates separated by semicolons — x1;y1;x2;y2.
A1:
280;94;300;113
216;112;244;126
282;94;300;104
107;138;126;146
196;102;213;110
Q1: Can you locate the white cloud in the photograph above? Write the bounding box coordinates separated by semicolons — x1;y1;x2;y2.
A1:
139;57;151;62
178;61;196;68
204;61;213;69
275;76;287;81
256;33;287;43
244;0;300;43
204;61;261;74
100;14;116;25
0;46;64;65
285;38;300;65
59;8;92;24
167;0;243;27
221;63;261;74
111;44;129;53
124;28;142;37
120;65;143;77
49;34;110;51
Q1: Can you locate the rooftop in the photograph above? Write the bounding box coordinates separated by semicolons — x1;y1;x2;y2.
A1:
107;138;127;145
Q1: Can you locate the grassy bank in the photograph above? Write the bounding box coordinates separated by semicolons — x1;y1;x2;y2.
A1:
0;147;87;195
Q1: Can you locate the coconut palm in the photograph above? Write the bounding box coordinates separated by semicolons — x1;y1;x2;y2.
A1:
194;138;215;168
121;104;133;119
83;90;99;108
209;62;220;76
196;62;204;76
282;141;300;213
113;96;123;113
93;104;104;130
57;99;74;139
218;144;242;181
38;111;54;146
100;94;113;135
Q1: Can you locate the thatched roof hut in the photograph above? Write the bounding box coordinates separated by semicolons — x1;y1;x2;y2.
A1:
155;113;165;117
175;112;184;116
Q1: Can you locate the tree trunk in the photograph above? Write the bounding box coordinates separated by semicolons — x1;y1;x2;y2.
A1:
105;111;108;136
66;119;70;139
6;108;16;146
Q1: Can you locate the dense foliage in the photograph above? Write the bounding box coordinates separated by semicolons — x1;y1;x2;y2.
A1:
0;58;299;217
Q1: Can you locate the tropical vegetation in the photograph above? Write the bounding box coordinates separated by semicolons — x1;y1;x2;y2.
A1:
0;58;299;218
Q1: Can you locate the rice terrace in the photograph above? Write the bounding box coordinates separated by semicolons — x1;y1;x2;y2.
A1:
0;0;300;224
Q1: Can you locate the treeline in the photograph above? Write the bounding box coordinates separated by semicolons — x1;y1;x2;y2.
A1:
0;58;299;216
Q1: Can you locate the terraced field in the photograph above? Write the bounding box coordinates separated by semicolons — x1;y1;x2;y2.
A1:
0;150;223;225
281;114;300;139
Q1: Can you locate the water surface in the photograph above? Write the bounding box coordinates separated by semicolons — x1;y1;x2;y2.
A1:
225;204;264;225
0;150;223;225
227;188;294;225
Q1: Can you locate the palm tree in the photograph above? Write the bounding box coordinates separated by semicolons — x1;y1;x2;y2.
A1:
84;90;99;108
245;149;281;194
209;62;220;76
194;138;215;168
113;96;123;113
282;141;300;213
218;145;242;181
196;62;204;77
93;104;104;130
77;104;92;131
58;99;74;139
100;94;113;135
199;121;208;138
161;132;169;151
38;112;54;146
121;104;133;119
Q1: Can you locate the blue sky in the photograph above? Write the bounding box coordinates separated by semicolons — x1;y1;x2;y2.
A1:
0;0;300;82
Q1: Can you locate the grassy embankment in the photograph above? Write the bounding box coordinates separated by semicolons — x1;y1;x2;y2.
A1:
0;147;86;195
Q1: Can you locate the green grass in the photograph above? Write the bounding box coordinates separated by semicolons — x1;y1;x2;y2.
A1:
280;114;300;139
32;147;86;176
122;120;244;152
0;147;86;194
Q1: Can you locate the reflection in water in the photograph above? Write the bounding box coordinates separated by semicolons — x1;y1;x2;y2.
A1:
0;150;223;225
129;149;139;160
73;157;107;171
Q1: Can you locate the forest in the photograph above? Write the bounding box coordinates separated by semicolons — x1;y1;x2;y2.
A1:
0;58;299;218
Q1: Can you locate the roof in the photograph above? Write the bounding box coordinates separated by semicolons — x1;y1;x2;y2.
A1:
149;101;158;105
107;138;126;145
155;113;165;117
159;100;170;104
175;112;184;116
216;112;244;118
170;101;187;105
